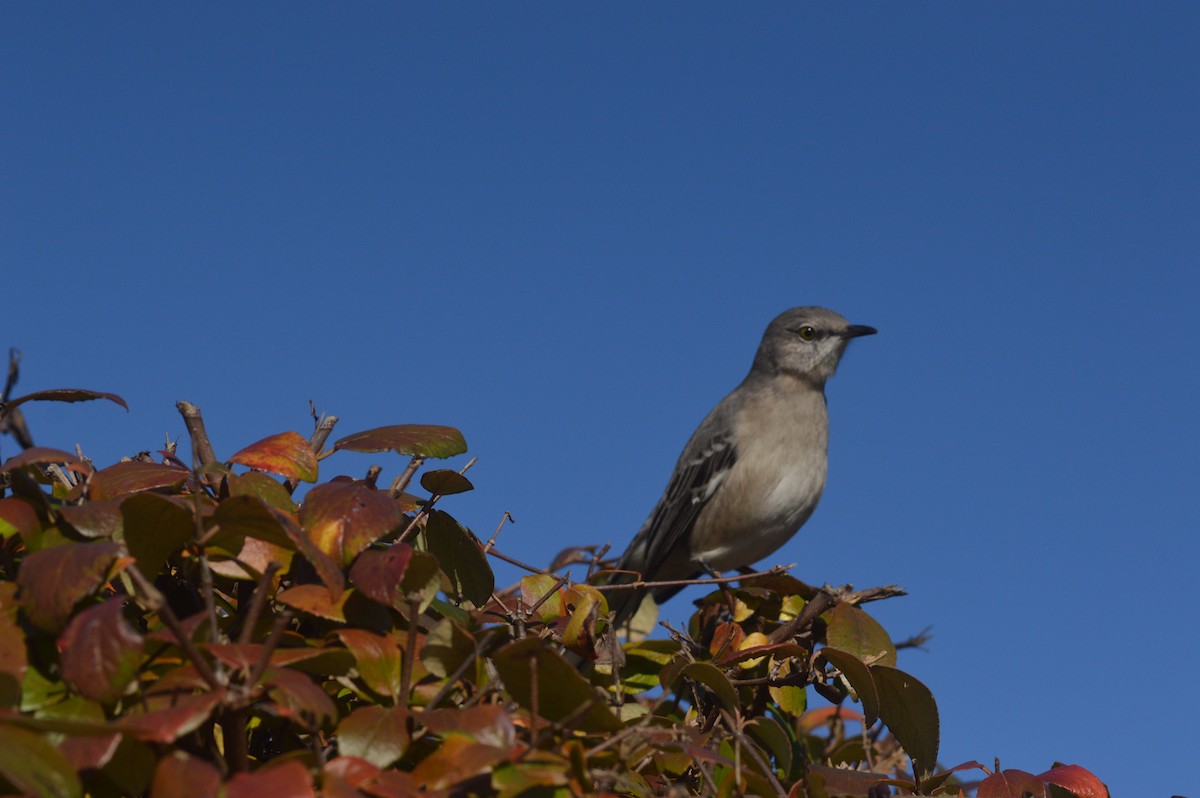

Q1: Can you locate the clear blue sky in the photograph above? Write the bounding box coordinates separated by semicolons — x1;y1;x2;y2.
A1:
4;5;1197;795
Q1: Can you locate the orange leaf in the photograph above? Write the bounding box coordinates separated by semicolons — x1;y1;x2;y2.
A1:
230;431;318;483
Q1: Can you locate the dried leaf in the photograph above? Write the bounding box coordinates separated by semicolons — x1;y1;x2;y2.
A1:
4;388;127;412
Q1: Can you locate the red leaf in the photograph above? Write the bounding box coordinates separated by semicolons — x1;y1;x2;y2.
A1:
150;751;222;798
300;482;407;567
978;769;1047;798
4;388;127;411
225;760;315;798
120;691;224;743
264;667;337;729
17;540;123;632
89;460;190;500
324;756;382;789
0;446;80;473
58;598;144;704
229;432;318;483
0;497;40;539
333;425;467;459
349;544;413;607
1038;764;1108;798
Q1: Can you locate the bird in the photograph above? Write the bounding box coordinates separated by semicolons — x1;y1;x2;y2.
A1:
607;306;877;631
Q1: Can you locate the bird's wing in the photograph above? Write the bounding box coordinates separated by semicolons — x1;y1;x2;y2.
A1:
637;430;739;586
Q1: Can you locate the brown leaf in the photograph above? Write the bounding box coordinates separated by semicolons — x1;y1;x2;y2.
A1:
58;499;122;539
17;540;123;633
333;424;467;459
0;446;80;473
300;482;407;567
229;431;318;483
410;735;508;791
4;388;127;411
149;751;222;798
58;598;144;705
89;460;190;500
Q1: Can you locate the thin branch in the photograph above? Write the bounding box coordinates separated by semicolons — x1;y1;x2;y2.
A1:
590;564;794;592
285;412;338;493
483;511;515;553
125;562;223;690
394;456;478;544
245;611;292;689
400;599;420;701
236;562;281;645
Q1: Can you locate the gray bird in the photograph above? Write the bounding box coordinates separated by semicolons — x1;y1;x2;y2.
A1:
608;306;877;630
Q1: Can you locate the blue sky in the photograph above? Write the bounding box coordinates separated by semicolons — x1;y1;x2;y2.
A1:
4;4;1198;795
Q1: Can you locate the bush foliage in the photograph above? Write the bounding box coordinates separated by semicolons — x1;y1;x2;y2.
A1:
0;359;1108;797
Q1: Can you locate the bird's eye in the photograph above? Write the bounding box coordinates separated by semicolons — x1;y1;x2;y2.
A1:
797;326;817;341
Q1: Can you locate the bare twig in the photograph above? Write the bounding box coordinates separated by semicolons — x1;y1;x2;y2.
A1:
176;401;218;468
400;599;420;701
285;411;339;493
483;511;515;553
395;456;479;543
388;455;425;498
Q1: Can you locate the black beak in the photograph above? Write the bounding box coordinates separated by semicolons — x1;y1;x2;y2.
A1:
841;324;878;339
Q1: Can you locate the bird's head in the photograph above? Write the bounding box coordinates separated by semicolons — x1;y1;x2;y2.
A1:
753;306;877;384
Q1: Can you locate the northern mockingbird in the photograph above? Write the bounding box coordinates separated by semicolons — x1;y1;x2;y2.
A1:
608;306;876;629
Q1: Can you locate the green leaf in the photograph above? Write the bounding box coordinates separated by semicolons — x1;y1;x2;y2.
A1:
207;494;297;553
333;424;468;459
0;725;82;798
228;472;297;513
872;664;939;778
229;431;318;483
819;647;881;726
676;662;739;713
17;541;122;633
120;493;194;570
422;510;494;608
397;549;442;613
421;617;477;679
335;705;411;769
744;716;794;780
491;638;621;732
825;603;896;668
420;469;474;495
57;599;143;705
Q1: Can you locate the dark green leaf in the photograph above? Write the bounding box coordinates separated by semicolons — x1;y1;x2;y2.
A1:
421;617;477;679
423;510;493;607
872;665;939;778
228;472;297;513
120;493;194;570
676;662;739;712
419;469;474;495
491;638;620;732
819;647;881;726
